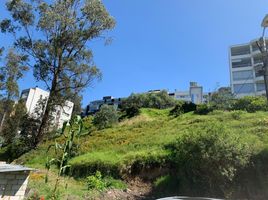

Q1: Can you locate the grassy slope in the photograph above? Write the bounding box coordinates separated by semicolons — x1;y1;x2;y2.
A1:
18;109;268;198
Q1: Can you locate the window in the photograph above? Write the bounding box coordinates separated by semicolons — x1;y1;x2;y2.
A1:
232;58;252;68
256;83;265;91
233;83;254;94
231;45;250;56
253;56;262;65
232;70;253;81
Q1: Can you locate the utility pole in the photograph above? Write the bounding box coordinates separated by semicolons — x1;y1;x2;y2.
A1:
257;15;268;101
257;37;268;101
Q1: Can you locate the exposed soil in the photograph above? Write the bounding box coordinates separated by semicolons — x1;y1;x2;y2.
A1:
95;178;154;200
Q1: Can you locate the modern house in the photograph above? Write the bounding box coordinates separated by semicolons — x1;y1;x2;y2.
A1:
20;87;74;129
169;82;205;104
229;39;266;97
84;96;123;116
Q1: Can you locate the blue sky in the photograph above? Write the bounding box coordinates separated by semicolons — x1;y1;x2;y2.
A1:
0;0;268;106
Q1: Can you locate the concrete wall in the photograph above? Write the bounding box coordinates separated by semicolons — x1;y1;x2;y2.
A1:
0;171;29;200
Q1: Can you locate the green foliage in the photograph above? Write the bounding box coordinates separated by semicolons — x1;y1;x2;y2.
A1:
0;49;29;99
230;110;244;120
194;104;213;115
16;109;268;199
105;177;127;190
93;105;118;130
86;171;107;191
83;115;95;133
1;0;115;144
169;101;197;117
169;101;184;117
45;115;83;199
210;87;234;110
121;91;176;118
232;96;268;113
86;171;126;191
166;122;255;196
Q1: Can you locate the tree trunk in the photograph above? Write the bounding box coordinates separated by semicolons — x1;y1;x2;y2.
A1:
0;111;6;132
35;76;58;146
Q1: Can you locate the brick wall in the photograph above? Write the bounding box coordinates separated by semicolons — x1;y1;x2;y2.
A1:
0;171;30;200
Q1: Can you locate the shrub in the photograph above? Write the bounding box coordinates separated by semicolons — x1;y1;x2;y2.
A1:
232;96;268;113
170;101;197;117
83;116;95;133
166;122;254;196
210;87;235;110
121;91;176;118
93;105;118;129
169;101;184;117
194;104;213;115
182;101;197;113
145;90;176;109
86;171;107;191
230;110;244;120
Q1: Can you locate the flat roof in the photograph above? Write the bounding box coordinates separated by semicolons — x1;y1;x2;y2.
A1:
0;163;33;173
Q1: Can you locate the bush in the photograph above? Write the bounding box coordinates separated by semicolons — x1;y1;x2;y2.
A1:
86;171;127;191
93;105;118;129
170;101;197;117
121;91;176;118
194;104;213;115
166;122;254;196
169;101;184;117
182;102;197;113
87;171;107;191
83;116;95;133
210;87;235;110
232;96;268;113
230;110;244;120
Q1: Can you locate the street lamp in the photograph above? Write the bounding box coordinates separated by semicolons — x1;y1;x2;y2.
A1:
256;15;268;100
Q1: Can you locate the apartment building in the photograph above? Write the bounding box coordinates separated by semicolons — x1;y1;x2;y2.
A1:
169;82;205;104
20;87;74;129
229;39;266;97
84;96;123;116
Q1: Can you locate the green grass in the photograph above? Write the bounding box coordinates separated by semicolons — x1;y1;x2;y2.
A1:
19;108;268;199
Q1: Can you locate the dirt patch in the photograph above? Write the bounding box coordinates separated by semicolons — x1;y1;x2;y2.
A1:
95;178;154;200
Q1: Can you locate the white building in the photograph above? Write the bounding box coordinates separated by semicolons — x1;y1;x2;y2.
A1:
20;87;74;129
84;96;122;115
229;39;266;97
169;82;204;104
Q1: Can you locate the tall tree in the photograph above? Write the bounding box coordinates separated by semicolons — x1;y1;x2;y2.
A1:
1;0;115;145
0;49;29;132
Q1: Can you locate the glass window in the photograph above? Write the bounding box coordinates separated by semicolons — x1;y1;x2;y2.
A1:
256;83;265;91
231;46;250;56
253;56;262;65
232;58;252;68
234;83;254;94
232;70;253;81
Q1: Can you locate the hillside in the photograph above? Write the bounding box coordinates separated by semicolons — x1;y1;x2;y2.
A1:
17;109;268;199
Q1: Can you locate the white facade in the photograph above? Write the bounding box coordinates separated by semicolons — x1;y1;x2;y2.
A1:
170;82;204;104
21;87;74;129
51;101;74;129
21;87;49;117
229;39;266;98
